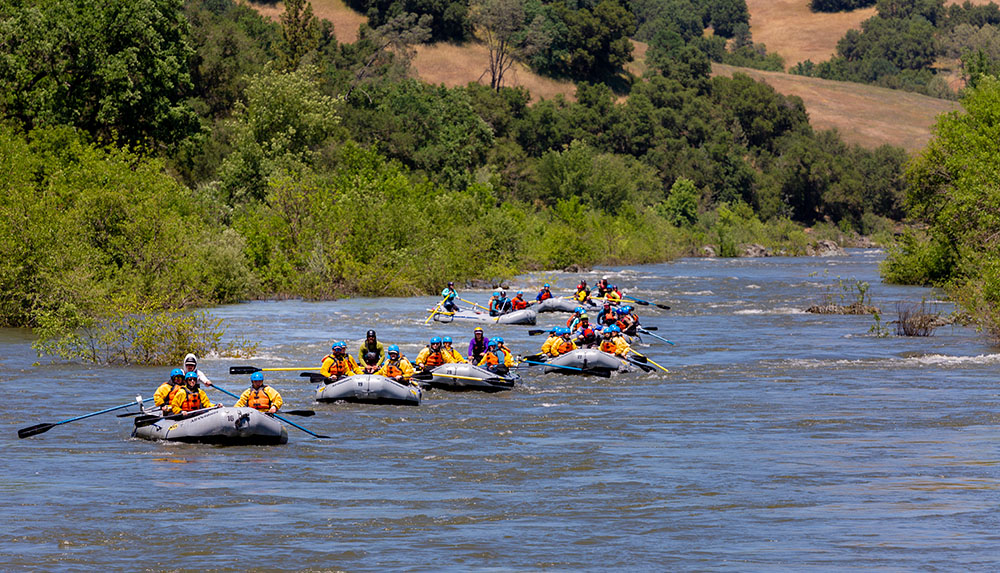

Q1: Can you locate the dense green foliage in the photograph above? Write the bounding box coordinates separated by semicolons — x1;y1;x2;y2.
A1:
0;0;911;360
811;0;876;12
882;76;1000;339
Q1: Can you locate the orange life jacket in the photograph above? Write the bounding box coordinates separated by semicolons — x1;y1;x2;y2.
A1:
424;350;446;369
326;354;354;377
538;290;552;300
511;297;528;310
600;339;618;353
383;360;405;378
555;340;575;355
180;388;204;412
245;387;272;411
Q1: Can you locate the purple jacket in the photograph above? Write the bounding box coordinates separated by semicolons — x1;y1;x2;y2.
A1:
468;335;491;359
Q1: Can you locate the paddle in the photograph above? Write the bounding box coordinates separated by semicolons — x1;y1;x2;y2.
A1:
425;298;445;324
212;384;330;439
516;353;547;364
301;372;333;384
637;327;674;345
621;355;655;373
411;371;513;385
527;329;554;336
229;365;321;375
628;349;669;373
18;396;156;439
625;295;671;310
459;297;490;312
519;359;612;378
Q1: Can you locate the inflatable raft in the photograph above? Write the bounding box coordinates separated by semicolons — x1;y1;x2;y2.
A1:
432;308;537;325
421;363;518;392
543;348;626;375
315;374;421;406
534;298;579;313
132;406;288;445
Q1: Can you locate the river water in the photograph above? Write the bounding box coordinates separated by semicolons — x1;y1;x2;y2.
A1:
3;250;999;570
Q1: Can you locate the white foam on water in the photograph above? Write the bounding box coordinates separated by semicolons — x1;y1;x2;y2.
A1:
734;307;807;315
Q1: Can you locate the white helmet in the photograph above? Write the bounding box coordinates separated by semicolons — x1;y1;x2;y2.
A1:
183;353;198;367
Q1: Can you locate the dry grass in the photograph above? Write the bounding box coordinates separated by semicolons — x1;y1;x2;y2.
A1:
246;0;366;43
746;0;874;67
713;63;959;152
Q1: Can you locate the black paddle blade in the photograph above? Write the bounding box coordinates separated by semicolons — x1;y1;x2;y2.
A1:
282;410;316;417
520;353;546;363
527;329;547;336
640;326;657;331
115;411;148;418
584;368;613;378
656;304;671;310
17;423;56;439
301;372;332;385
411;371;434;380
229;366;261;375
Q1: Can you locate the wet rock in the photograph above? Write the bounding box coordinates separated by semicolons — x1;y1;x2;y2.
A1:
805;302;880;315
701;245;717;258
740;243;771;257
807;240;846;257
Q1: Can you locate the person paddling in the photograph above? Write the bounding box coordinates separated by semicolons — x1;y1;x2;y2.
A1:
441;282;460;312
376;345;415;384
468;327;491;364
573;316;598;348
441;336;467;363
234;372;283;413
599;325;631;358
182;353;213;387
322;341;362;381
357;330;386;367
539;326;560;358
549;327;578;357
154;368;185;414
510;291;530;310
574;280;595;307
478;337;513;375
169;371;219;415
536;283;553;302
415;336;450;372
616;305;641;337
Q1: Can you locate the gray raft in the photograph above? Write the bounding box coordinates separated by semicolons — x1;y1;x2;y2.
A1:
534;298;579;313
543;348;626;375
132;406;288;445
421;363;518;392
432;308;537;325
315;374;421;406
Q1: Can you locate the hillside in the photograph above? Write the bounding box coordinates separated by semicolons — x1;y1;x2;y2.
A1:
249;0;963;152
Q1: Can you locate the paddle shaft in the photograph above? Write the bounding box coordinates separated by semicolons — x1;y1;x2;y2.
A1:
229;366;321;375
18;397;155;439
628;349;669;373
637;327;674;345
212;383;329;438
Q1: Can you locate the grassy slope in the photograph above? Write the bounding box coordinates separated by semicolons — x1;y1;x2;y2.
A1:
250;0;967;152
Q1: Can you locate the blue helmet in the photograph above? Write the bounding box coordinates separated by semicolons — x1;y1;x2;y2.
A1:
493;291;499;296
388;344;400;355
550;326;559;333
559;327;571;336
543;283;550;288
184;371;198;381
250;371;264;382
621;305;633;314
575;306;585;314
443;336;453;344
170;368;184;379
488;339;498;348
607;325;620;333
516;290;523;295
332;341;346;351
493;336;504;345
430;336;442;345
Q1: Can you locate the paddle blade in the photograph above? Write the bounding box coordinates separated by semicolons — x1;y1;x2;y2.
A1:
229;366;261;375
17;423;56;439
656;304;671;310
115;411;148;418
411;371;434;380
584;368;613;378
527;329;547;336
282;410;316;417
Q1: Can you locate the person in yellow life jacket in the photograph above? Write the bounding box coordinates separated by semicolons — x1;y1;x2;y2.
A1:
477;337;513;375
539;326;561;357
599;325;631;358
603;285;623;305
169;371;218;415
415;336;451;372
234;371;283;413
440;336;467;363
574;280;595;307
321;341;362;380
376;345;415;384
535;283;553;302
549;327;578;357
510;291;530;310
154;368;185;414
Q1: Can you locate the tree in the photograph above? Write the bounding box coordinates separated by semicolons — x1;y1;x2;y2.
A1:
279;0;320;70
345;13;431;100
469;0;526;91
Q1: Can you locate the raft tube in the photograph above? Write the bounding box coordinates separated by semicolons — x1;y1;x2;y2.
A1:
432;308;537;325
534;298;579;313
543;348;626;375
423;363;518;392
132;406;288;445
315;374;421;406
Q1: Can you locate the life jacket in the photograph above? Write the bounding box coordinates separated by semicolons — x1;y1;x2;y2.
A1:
326;354;354;378
424;349;446;369
155;382;181;407
180;387;204;412
382;359;405;378
511;297;528;310
246;386;272;410
538;289;552;301
442;347;464;363
576;326;596;346
471;337;488;358
555;339;575;355
617;315;637;332
575;290;589;302
567;315;581;327
481;351;500;366
601;309;617;325
600;339;618;353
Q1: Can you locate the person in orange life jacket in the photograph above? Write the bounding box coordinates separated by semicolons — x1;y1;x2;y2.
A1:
549;327;578;357
169;371;219;415
539;326;561;357
357;329;386;367
376;345;415;383
599;302;618;326
599;324;631;357
478;337;513;375
615;305;640;336
489;291;512;316
510;291;531;310
182;352;213;387
535;283;553;302
468;327;491;363
415;336;451;372
440;336;467;363
573;316;598;348
321;341;362;380
154;368;185;414
234;371;283;413
567;306;586;330
603;285;623;305
574;280;595;307
441;282;460;312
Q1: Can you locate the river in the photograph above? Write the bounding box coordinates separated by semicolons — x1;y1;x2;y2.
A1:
3;250;998;570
